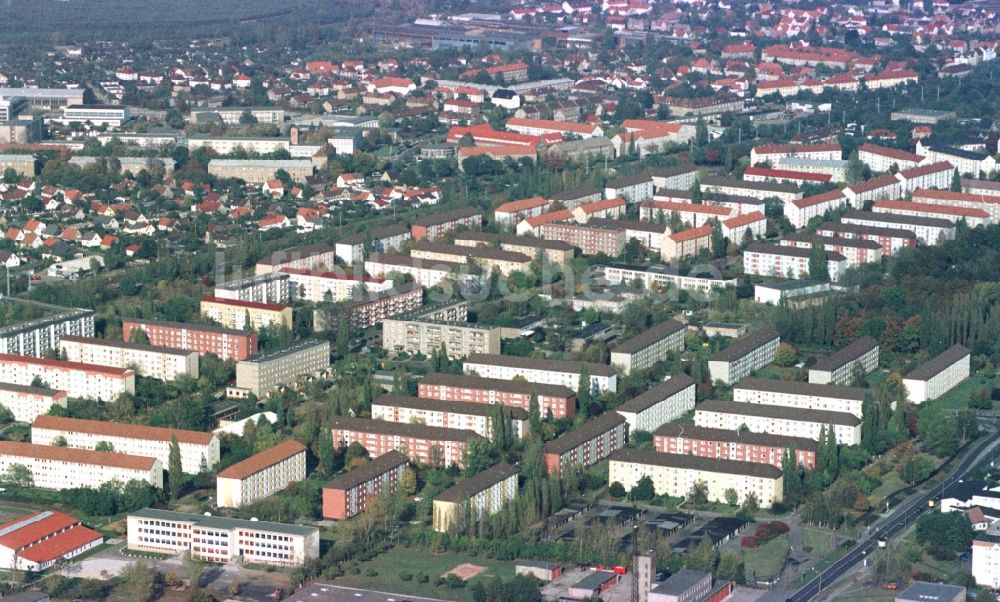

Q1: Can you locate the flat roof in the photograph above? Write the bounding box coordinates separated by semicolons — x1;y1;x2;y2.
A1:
897;581;966;602
123;317;253;337
60;335;195;357
652;569;711;595
282;584;450;602
435;462;519;503
735;377;868;400
129;508;316;537
243;338;328;364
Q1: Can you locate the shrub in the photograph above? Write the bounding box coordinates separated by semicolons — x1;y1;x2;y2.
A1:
769;521;790;535
740;536;759;549
418;573;429;584
400;572;413;581
365;569;378;578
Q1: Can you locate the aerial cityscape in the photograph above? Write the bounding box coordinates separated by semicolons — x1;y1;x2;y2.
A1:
0;0;998;601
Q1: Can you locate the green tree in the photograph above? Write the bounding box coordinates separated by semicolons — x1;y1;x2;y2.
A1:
112;561;154;602
918;405;960;457
577;364;592;413
710;219;726;258
695;117;708;146
528;389;542;433
687;535;718;572
687;480;709;507
690;179;703;204
401;466;418;495
901;454;935;485
915;511;972;560
95;441;114;452
951;167;961;191
168;436;183;501
808;241;829;281
773;342;798;367
724;488;739;506
2;463;33;488
336;318;350;357
609;481;626;499
782;447;802;507
631;475;655;501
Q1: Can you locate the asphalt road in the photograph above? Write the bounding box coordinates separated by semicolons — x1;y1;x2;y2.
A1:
785;429;1000;602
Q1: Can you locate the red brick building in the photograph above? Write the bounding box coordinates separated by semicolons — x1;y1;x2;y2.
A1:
538;221;625;256
121;319;257;362
322;450;408;520
330;416;483;469
653;423;817;470
418;372;577;419
543;412;627;474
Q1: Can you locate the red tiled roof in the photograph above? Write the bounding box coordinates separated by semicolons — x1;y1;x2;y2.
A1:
898;161;953;179
723;211;766;227
506;117;598;135
216;439;306;480
858;143;922;163
496;196;548;214
873;199;989;219
32;415;214;445
792;189;847;209
524;209;573;228
644;200;732;216
0;354;132;377
744;166;831;182
913;188;1000;204
18;524;102;563
670;224;713;242
0;511;79;549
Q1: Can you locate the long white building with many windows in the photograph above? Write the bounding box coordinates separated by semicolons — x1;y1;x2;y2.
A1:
127;508;319;566
608;449;783;507
0;383;67;422
614;375;696;434
58;336;199;382
707;329;780;386
694;399;862;445
0;354;134;401
464;353;617;394
0;441;163;489
216;439;307;508
432;463;519;532
31;415;219;474
0;307;95;358
903;344;971;404
733;377;868;418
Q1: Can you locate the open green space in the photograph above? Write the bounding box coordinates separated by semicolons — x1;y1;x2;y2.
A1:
867;470;906;507
800;526;836;558
333;546;517;601
743;533;790;580
933;374;1000;411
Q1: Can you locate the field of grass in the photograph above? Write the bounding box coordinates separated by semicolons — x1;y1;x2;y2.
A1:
743;534;790;580
934;374;1000;411
333;547;516;601
829;589;896;602
868;470;906;506
800;526;836;558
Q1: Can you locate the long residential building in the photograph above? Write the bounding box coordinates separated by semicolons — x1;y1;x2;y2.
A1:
779;235;883;268
410;240;531;276
433;462;519;532
615;375;696;434
31;415;220;474
733;377;868;418
700;176;802;203
787;190;851;229
599;263;737;296
872;200;990;228
840;210;956;246
235;339;330;397
335;224;412;265
815;222;917;256
372;394;529;440
464;353;617;394
417;372;576;419
544;412;627;474
0;354;134;401
322;450;409;520
608;448;783;507
911;189;1000;224
200;297;293;331
857;143;923;173
382;313;501;359
216;439;307;508
0;307;95;358
453;232;575;265
315;282;425;330
330;416;483;468
742;243;848;283
58;336;199;381
707;329;780;386
121;319;258;362
903;344;971;404
808;336;879;385
127;508;319;566
282;269;393;303
654;423;817;470
255;243;337;275
694;399;862;445
411;207;483;241
363;254;481;288
610;320;686;375
206;159;313;184
214;273;291;305
539;221;626;257
0;383;67;423
0;441;163;489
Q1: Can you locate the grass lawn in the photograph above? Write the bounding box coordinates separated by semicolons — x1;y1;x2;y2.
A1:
831;588;896;602
743;534;790;580
333;547;515;601
800;526;835;558
868;470;906;507
933;374;1000;411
